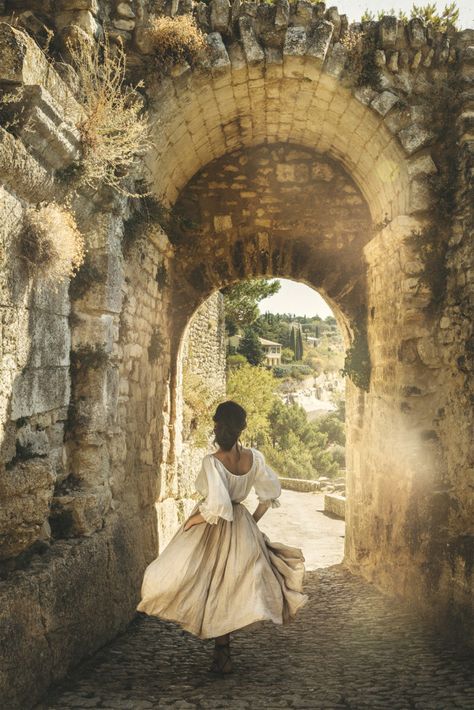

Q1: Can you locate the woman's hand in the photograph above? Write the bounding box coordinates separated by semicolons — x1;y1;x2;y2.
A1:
184;513;206;531
252;501;271;523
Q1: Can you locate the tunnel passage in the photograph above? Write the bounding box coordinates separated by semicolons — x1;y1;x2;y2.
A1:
169;143;372;335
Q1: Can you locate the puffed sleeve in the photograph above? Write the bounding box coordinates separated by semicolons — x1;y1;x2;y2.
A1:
194;455;234;524
253;450;282;508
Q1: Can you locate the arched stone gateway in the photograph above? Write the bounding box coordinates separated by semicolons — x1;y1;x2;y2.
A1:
0;3;472;706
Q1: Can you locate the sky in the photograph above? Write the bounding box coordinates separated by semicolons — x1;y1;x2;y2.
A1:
258;279;334;319
339;0;472;28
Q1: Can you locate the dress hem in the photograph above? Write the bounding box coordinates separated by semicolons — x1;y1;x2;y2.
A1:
136;603;307;640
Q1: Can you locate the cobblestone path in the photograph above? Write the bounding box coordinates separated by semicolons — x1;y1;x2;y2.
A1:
37;566;474;710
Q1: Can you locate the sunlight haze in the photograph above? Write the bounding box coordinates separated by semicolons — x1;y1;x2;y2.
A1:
258;280;334;318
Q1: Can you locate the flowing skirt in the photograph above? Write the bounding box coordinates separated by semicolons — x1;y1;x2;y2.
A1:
137;502;309;639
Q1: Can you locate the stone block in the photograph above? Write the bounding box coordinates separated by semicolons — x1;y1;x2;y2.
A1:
55;10;101;37
408;175;431;213
398;123;434;155
408;18;425;48
379;15;398;48
113;18;135;31
238;16;264;64
0;24;82;125
324;42;347;78
283;26;307;57
0;458;55;559
324;493;345;519
71;313;115;352
206;32;231;72
210;0;230;34
274;0;289;29
214;214;232;231
371;90;398;116
16;423;50;458
57;0;98;11
294;0;313;28
407;153;437;178
8;84;81;170
306;20;334;66
116;2;135;18
325;6;341;35
11;367;70;420
28;312;70;369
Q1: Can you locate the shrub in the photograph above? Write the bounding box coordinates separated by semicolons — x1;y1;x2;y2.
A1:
227;353;247;369
19;203;85;287
66;32;153;193
149;15;206;69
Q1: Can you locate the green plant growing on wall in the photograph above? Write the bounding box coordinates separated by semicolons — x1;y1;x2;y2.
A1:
341;315;371;391
182;368;220;447
19;203;85;288
155;261;168;289
123;193;197;252
340;26;382;91
148;327;163;361
70;344;109;372
361;2;459;29
406;82;459;315
148;15;207;69
69;252;106;300
66;32;153;194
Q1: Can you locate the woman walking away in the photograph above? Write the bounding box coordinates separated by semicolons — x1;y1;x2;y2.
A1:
137;400;308;674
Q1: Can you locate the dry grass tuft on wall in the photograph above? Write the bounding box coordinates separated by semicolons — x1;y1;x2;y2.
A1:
148;15;206;68
66;33;153;193
20;203;85;286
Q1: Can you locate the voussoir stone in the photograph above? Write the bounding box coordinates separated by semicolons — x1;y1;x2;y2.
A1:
238;16;264;64
210;0;230;34
306;20;334;65
283;26;307;57
371;90;399;116
398;123;435;155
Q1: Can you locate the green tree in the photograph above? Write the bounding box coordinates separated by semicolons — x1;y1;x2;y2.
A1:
222;279;280;332
314;413;345;446
238;327;264;366
226;353;247;369
296;327;304;361
281;347;294;364
227;364;277;445
290;326;297;358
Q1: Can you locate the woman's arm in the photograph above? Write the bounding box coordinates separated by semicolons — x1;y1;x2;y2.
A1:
184;512;206;531
253;501;271;523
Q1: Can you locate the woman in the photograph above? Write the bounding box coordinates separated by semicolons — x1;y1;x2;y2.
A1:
137;400;308;674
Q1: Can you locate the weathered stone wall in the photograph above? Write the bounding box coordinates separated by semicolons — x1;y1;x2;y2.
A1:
158;291;227;549
179;291;226;492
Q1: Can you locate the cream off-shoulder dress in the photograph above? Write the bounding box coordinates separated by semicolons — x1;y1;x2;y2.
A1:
137;447;308;639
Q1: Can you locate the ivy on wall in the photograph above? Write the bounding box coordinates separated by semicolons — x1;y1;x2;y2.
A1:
341;313;371;392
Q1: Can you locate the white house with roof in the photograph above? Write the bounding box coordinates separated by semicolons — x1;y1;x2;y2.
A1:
227;334;282;367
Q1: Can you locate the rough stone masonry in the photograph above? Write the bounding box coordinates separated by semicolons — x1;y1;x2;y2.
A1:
0;1;472;707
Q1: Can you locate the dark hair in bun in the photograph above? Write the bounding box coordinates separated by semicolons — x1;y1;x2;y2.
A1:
213;400;247;452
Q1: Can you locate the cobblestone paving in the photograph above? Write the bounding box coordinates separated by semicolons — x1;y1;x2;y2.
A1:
37;566;474;710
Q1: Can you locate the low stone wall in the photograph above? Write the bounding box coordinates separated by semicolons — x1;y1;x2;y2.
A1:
325;494;346;519
280;477;321;493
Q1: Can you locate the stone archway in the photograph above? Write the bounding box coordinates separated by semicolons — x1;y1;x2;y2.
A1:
0;6;472;707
